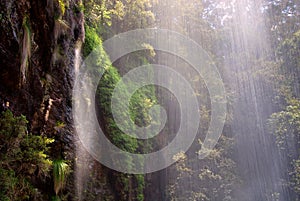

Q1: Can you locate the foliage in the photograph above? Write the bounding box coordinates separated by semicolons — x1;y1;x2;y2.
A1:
129;88;156;128
83;25;102;58
263;0;300;49
268;99;300;149
84;0;155;37
278;30;300;69
97;65;139;153
265;7;300;199
268;98;300;196
277;30;300;96
51;195;62;201
0;110;54;200
96;62;149;201
291;159;300;194
53;159;69;195
73;2;84;14
0;168;34;201
113;0;155;32
54;121;65;132
81;20;152;199
135;175;145;201
20;16;31;85
57;0;66;17
83;0;124;33
167;136;238;201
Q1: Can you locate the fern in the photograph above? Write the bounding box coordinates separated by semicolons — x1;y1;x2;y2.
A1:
53;159;69;195
20;16;31;85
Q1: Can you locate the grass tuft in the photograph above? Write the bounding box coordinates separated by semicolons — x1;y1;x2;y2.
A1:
20;16;31;85
53;159;69;195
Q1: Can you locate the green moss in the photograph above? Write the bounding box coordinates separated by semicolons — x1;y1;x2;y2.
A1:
98;66;139;154
83;24;153;199
83;25;102;58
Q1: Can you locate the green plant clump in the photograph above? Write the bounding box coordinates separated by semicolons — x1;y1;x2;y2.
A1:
0;110;54;200
58;0;66;16
53;159;69;195
82;23;156;200
20;16;31;85
83;25;103;58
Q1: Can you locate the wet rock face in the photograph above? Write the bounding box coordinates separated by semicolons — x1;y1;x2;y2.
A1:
0;0;84;194
0;0;83;132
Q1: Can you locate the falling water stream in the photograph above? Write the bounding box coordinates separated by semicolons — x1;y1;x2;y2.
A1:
225;1;293;200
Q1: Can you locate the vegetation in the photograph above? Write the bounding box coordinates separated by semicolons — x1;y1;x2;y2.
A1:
83;25;102;58
0;110;54;200
81;18;155;200
268;99;300;149
53;159;69;195
57;0;66;16
1;0;300;200
267;30;300;198
20;16;31;85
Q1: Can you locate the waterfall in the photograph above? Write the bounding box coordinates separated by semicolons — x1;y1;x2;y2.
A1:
73;40;87;201
70;1;299;200
74;41;82;76
225;0;293;200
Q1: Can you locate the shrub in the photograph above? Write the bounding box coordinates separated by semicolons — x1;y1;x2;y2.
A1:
0;110;54;200
83;25;103;58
